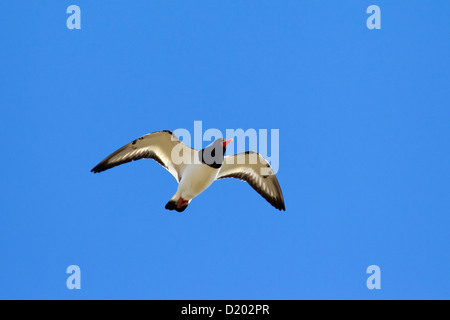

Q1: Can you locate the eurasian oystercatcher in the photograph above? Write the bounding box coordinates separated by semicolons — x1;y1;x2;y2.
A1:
91;130;285;212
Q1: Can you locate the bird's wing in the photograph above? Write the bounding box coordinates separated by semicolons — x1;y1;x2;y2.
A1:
216;151;285;211
91;130;194;182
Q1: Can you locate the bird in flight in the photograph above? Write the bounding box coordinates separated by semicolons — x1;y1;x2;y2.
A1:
91;130;285;212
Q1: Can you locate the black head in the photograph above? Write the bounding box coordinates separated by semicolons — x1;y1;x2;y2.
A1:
199;138;233;168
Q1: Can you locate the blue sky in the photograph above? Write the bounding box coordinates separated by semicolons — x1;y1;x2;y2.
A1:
0;1;449;299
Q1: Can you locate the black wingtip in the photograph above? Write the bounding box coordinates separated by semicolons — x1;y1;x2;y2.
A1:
91;167;100;174
91;163;111;174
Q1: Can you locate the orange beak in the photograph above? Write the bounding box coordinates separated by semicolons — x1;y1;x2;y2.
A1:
223;139;233;147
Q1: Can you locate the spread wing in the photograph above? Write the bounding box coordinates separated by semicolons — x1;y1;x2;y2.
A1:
91;130;194;182
216;151;285;211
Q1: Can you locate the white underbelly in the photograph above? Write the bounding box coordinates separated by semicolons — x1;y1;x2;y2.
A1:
177;164;219;200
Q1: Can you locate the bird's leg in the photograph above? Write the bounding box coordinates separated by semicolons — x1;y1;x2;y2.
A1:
176;197;189;209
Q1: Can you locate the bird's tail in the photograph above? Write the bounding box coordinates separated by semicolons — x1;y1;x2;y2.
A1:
165;195;190;212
